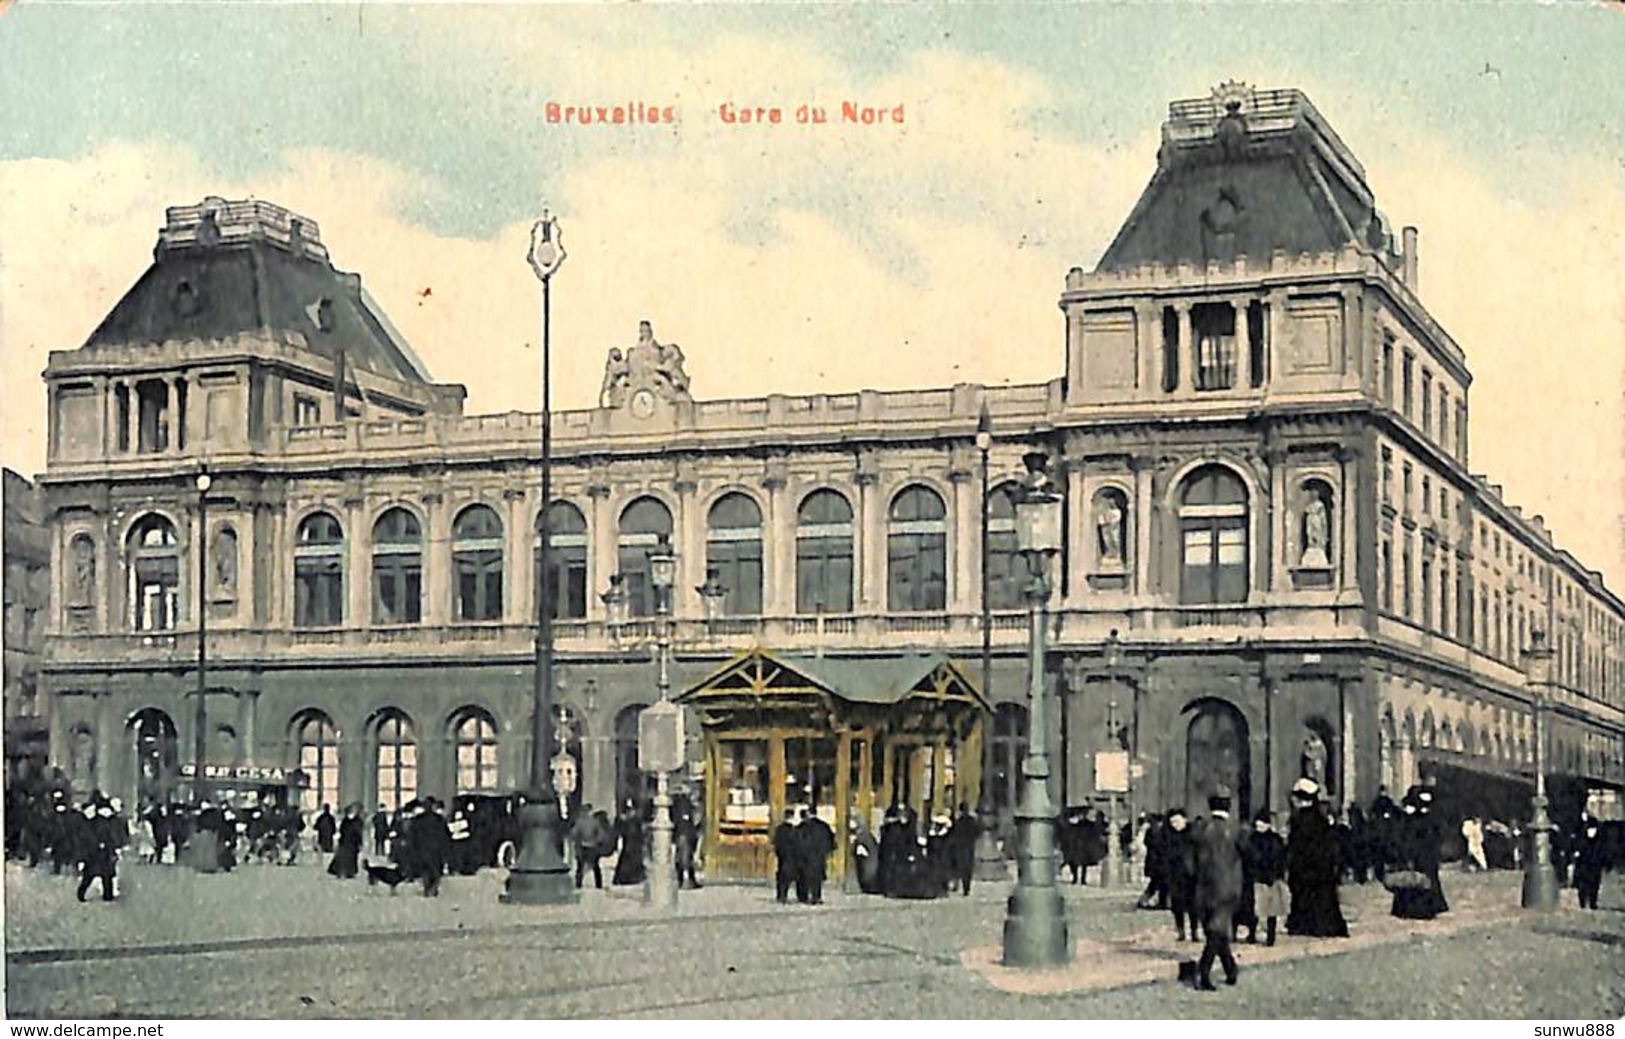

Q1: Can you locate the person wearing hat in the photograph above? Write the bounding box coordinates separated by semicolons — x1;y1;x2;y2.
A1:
1164;807;1200;942
76;801;122;902
1244;811;1288;946
1572;813;1607;911
1390;786;1448;919
1191;790;1247;989
772;806;802;904
611;798;647;887
1286;778;1348;938
797;804;836;905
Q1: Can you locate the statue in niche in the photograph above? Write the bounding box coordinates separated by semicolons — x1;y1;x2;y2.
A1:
1094;493;1126;564
213;528;237;594
1300;491;1331;569
70;537;96;606
69;727;97;795
1301;730;1328;789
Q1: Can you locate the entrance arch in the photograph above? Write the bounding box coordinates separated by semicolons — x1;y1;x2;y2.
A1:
128;708;178;808
1183;698;1251;817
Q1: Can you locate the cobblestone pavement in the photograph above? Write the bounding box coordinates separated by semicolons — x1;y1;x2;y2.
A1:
6;861;1622;1019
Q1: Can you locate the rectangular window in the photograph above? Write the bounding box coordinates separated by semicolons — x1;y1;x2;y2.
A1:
1402;351;1415;420
1421;369;1433;435
1439;562;1451;636
1422;476;1431;515
1421;555;1434;631
1191;303;1237;391
295;561;344;627
1381;447;1393;506
1403;539;1414;618
1438;387;1449;444
1456;402;1469;458
1381;337;1395;405
1402;463;1413;514
719;739;772;826
1247;301;1266;388
1381;538;1393;612
1161;307;1180;393
796;537;855;613
292;394;321;427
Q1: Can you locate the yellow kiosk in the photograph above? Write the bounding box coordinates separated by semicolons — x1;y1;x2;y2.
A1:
676;648;988;882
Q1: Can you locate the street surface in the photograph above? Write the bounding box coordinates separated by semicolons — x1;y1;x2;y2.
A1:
5;861;1622;1019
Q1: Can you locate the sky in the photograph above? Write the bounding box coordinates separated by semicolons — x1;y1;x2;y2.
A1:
1;2;1621;585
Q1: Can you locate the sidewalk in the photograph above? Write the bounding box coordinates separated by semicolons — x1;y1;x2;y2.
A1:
962;870;1545;996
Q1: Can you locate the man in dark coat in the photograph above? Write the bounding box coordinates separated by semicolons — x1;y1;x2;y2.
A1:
1192;794;1246;989
314;804;337;854
413;800;452;897
570;804;610;889
772;807;801;903
851;816;882;894
1573;814;1606;910
1164;808;1199;942
672;794;702;890
76;802;122;902
877;805;907;897
1286;779;1348;937
946;803;980;896
798;806;836;905
611;799;647;886
1244;811;1288;945
1137;814;1169;910
371;804;391;858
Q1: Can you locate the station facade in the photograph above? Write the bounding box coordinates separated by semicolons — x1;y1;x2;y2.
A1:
31;83;1625;836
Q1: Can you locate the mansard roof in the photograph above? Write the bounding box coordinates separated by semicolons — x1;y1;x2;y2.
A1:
1097;83;1402;273
81;198;432;385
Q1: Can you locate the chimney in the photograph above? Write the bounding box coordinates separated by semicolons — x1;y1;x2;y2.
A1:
1402;226;1419;292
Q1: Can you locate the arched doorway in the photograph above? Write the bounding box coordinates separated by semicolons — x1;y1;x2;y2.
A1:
292;710;339;814
1184;698;1251;817
614;703;653;807
128;708;178;808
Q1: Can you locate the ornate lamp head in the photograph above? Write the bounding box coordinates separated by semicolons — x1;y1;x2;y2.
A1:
527;211;566;283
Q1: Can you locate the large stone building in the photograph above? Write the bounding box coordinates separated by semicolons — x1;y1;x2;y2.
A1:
34;84;1625;856
3;468;50;783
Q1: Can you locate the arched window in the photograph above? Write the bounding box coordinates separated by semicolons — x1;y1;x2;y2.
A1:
372;508;423;624
127;515;180;632
796;489;854;614
1178;466;1249;604
453;708;500;793
294;512;345;628
988;703;1029;816
294;710;339;814
538;502;588;621
617;498;673;618
453;505;504;622
373;710;416;811
987;482;1028;609
707;493;763;615
129;708;178;807
887;485;947;612
614;703;653;806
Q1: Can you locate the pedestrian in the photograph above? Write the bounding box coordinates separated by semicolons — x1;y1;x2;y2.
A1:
329;804;362;878
371;804;390;858
1060;808;1087;884
1390;787;1449;920
772;806;801;903
611;799;647;886
877;804;907;897
414;799;452;897
76;801;122;903
946;802;980;897
1137;813;1169;910
1244;811;1287;946
851;815;882;894
49;801;80;875
798;805;835;905
672;794;702;890
1164;808;1199;942
1573;815;1606;910
1347;806;1371;884
1192;792;1246;989
1285;779;1348;938
314;804;337;855
571;804;610;889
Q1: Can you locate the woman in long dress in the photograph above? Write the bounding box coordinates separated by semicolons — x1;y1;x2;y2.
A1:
1390;788;1449;920
611;800;646;886
328;804;363;879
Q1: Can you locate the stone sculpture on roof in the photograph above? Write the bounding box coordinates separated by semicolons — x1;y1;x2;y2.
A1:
601;320;692;412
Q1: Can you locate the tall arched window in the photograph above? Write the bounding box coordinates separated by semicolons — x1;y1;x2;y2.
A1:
129;708;178;807
795;489;854;614
707;493;763;615
617;497;673;618
293;710;339;814
988;703;1029;816
453;504;504;622
614;703;653;805
1178;466;1249;604
373;709;416;810
987;482;1027;610
538;502;588;620
294;512;345;627
372;508;423;624
452;707;500;793
887;485;947;612
127;514;180;632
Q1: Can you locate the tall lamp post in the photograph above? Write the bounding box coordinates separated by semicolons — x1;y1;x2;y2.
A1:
1001;450;1070;968
1102;630;1125;890
192;465;212;807
505;211;576;905
973;404;1008;881
1521;629;1560;910
641;541;682;911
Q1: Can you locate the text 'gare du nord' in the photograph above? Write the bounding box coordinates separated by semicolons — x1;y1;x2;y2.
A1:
20;81;1625;885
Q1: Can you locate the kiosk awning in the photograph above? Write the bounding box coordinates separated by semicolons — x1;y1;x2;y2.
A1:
677;647;989;714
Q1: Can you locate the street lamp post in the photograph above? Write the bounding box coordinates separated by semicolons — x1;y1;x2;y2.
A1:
643;543;680;911
1102;630;1124;891
973;404;1008;882
505;211;576;905
1521;629;1560;910
192;465;212;807
1001;450;1070;968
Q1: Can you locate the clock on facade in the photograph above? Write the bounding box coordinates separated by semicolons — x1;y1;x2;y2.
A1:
630;388;657;418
